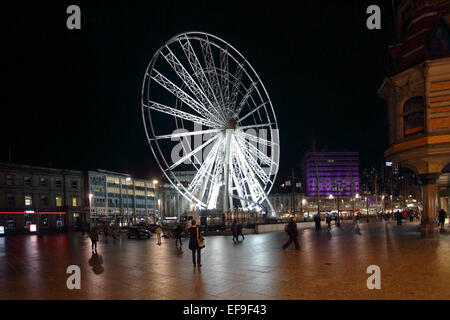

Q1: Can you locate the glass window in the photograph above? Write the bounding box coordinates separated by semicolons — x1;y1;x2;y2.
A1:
71;181;78;189
40;178;46;187
6;175;13;185
24;176;31;186
25;195;32;206
41;195;48;207
7;215;16;229
56;196;63;207
56;179;62;188
403;96;425;137
7;195;14;206
72;197;78;207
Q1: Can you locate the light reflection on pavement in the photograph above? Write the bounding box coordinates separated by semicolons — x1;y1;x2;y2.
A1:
0;221;449;300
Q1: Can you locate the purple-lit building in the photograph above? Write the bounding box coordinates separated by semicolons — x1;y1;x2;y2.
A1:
304;152;359;197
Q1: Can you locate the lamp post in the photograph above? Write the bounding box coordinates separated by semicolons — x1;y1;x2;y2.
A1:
354;193;360;223
153;180;158;224
89;193;93;227
302;198;307;220
332;181;343;227
126;177;131;226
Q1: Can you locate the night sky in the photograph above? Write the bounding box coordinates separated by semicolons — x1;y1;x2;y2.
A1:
2;1;394;183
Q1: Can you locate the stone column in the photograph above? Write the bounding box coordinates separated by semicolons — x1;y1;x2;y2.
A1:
419;173;440;237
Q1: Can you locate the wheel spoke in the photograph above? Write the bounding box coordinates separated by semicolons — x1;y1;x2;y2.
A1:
220;47;230;108
236;134;277;169
235;80;259;116
144;101;219;128
201;37;226;112
238;123;275;130
179;36;226;122
168;134;219;171
236;131;278;148
238;101;270;123
151;128;221;140
151;69;214;121
160;46;222;124
229;63;244;110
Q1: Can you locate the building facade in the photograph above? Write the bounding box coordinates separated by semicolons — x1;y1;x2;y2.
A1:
88;170;156;226
378;0;450;236
0;162;87;235
304;152;360;197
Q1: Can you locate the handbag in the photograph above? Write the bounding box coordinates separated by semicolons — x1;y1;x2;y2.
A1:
196;226;205;249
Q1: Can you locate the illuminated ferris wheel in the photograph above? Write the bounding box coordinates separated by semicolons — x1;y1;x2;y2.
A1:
141;31;279;214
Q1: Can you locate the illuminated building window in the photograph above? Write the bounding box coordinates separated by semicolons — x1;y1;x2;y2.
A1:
403;96;424;137
56;196;63;207
72;197;78;207
25;195;32;206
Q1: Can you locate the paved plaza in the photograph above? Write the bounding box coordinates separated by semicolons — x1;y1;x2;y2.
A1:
1;221;450;300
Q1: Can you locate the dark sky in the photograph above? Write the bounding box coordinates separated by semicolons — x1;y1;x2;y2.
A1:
2;1;394;182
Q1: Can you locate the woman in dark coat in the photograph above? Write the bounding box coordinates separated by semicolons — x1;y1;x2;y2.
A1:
439;209;447;230
188;220;202;267
175;223;183;247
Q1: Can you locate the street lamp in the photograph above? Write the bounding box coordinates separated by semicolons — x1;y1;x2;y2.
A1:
89;193;93;227
302;198;307;220
153;180;158;223
126;177;131;226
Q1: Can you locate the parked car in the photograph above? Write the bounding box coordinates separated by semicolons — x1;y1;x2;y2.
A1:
127;227;151;239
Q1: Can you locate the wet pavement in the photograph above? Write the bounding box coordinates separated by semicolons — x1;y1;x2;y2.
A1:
1;220;449;300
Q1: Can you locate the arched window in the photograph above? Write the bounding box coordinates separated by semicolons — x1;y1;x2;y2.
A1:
403;96;425;137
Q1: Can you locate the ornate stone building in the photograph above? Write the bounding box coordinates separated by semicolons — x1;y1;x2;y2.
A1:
379;0;450;236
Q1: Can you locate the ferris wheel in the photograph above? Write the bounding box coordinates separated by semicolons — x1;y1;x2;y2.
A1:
141;31;279;215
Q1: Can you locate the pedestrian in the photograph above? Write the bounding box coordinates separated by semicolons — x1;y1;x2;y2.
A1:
155;225;162;245
104;224;109;241
188;220;204;267
175;223;183;247
237;222;245;240
282;217;300;250
355;213;360;224
314;214;321;231
335;214;341;227
231;220;238;242
396;210;402;226
439;209;447;231
89;226;99;253
326;215;332;230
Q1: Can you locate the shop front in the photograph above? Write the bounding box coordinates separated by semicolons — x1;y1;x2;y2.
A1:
0;211;67;235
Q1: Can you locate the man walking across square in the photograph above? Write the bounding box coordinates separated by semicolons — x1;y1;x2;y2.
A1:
282;217;300;250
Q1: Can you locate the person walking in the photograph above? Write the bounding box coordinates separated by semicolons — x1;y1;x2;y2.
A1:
314;214;321;231
89;226;99;253
439;209;447;231
104;224;109;242
282;217;300;250
326;215;332;230
155;225;162;245
175;223;183;247
396;210;402;226
237;222;245;240
231;220;238;242
188;220;203;267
